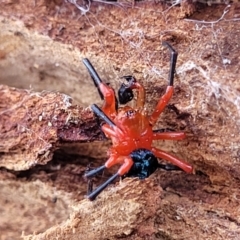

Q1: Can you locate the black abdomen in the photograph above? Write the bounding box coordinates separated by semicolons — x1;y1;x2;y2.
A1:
125;149;159;179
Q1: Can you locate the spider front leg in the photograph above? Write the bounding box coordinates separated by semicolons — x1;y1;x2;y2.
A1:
151;147;193;173
149;42;178;126
83;58;117;118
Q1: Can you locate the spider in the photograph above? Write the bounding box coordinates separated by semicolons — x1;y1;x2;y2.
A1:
83;42;193;200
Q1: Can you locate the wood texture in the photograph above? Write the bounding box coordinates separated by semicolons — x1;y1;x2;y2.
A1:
0;1;240;239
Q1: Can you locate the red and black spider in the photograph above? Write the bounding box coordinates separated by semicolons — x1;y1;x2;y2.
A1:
83;42;193;200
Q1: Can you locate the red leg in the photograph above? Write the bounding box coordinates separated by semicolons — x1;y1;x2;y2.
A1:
117;156;134;176
91;105;124;138
101;124;124;140
151;147;193;173
105;152;133;176
102;124;117;138
105;152;121;169
149;86;173;125
83;58;117;118
85;151;120;179
153;131;186;140
99;83;117;118
149;42;178;126
86;154;133;200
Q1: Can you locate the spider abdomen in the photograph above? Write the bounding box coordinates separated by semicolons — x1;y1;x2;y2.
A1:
124;149;159;179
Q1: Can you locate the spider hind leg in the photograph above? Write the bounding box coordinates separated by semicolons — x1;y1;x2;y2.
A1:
152;147;193;173
87;173;119;201
124;149;183;179
84;165;106;178
86;155;133;200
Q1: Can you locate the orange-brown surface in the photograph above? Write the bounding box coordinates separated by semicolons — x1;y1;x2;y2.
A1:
0;0;240;239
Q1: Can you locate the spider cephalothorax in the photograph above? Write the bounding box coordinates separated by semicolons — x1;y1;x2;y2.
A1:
83;42;193;200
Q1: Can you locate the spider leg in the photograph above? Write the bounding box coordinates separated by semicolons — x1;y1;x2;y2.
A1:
87;156;133;201
162;41;178;87
151;147;193;173
149;42;178;126
91;104;116;128
116;156;134;176
83;58;117;117
118;76;145;111
84;165;106;178
153;130;186;140
84;151;119;179
87;173;119;201
91;104;124;136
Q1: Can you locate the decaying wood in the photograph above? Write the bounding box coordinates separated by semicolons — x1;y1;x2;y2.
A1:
23;178;162;240
0;85;102;171
0;178;75;240
0;1;240;240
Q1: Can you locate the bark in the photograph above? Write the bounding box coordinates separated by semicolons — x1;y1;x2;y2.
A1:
0;85;101;171
0;1;240;239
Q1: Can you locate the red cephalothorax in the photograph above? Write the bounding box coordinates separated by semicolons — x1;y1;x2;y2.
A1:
83;42;193;200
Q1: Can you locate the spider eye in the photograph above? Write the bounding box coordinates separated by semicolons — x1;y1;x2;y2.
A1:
126;109;135;117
